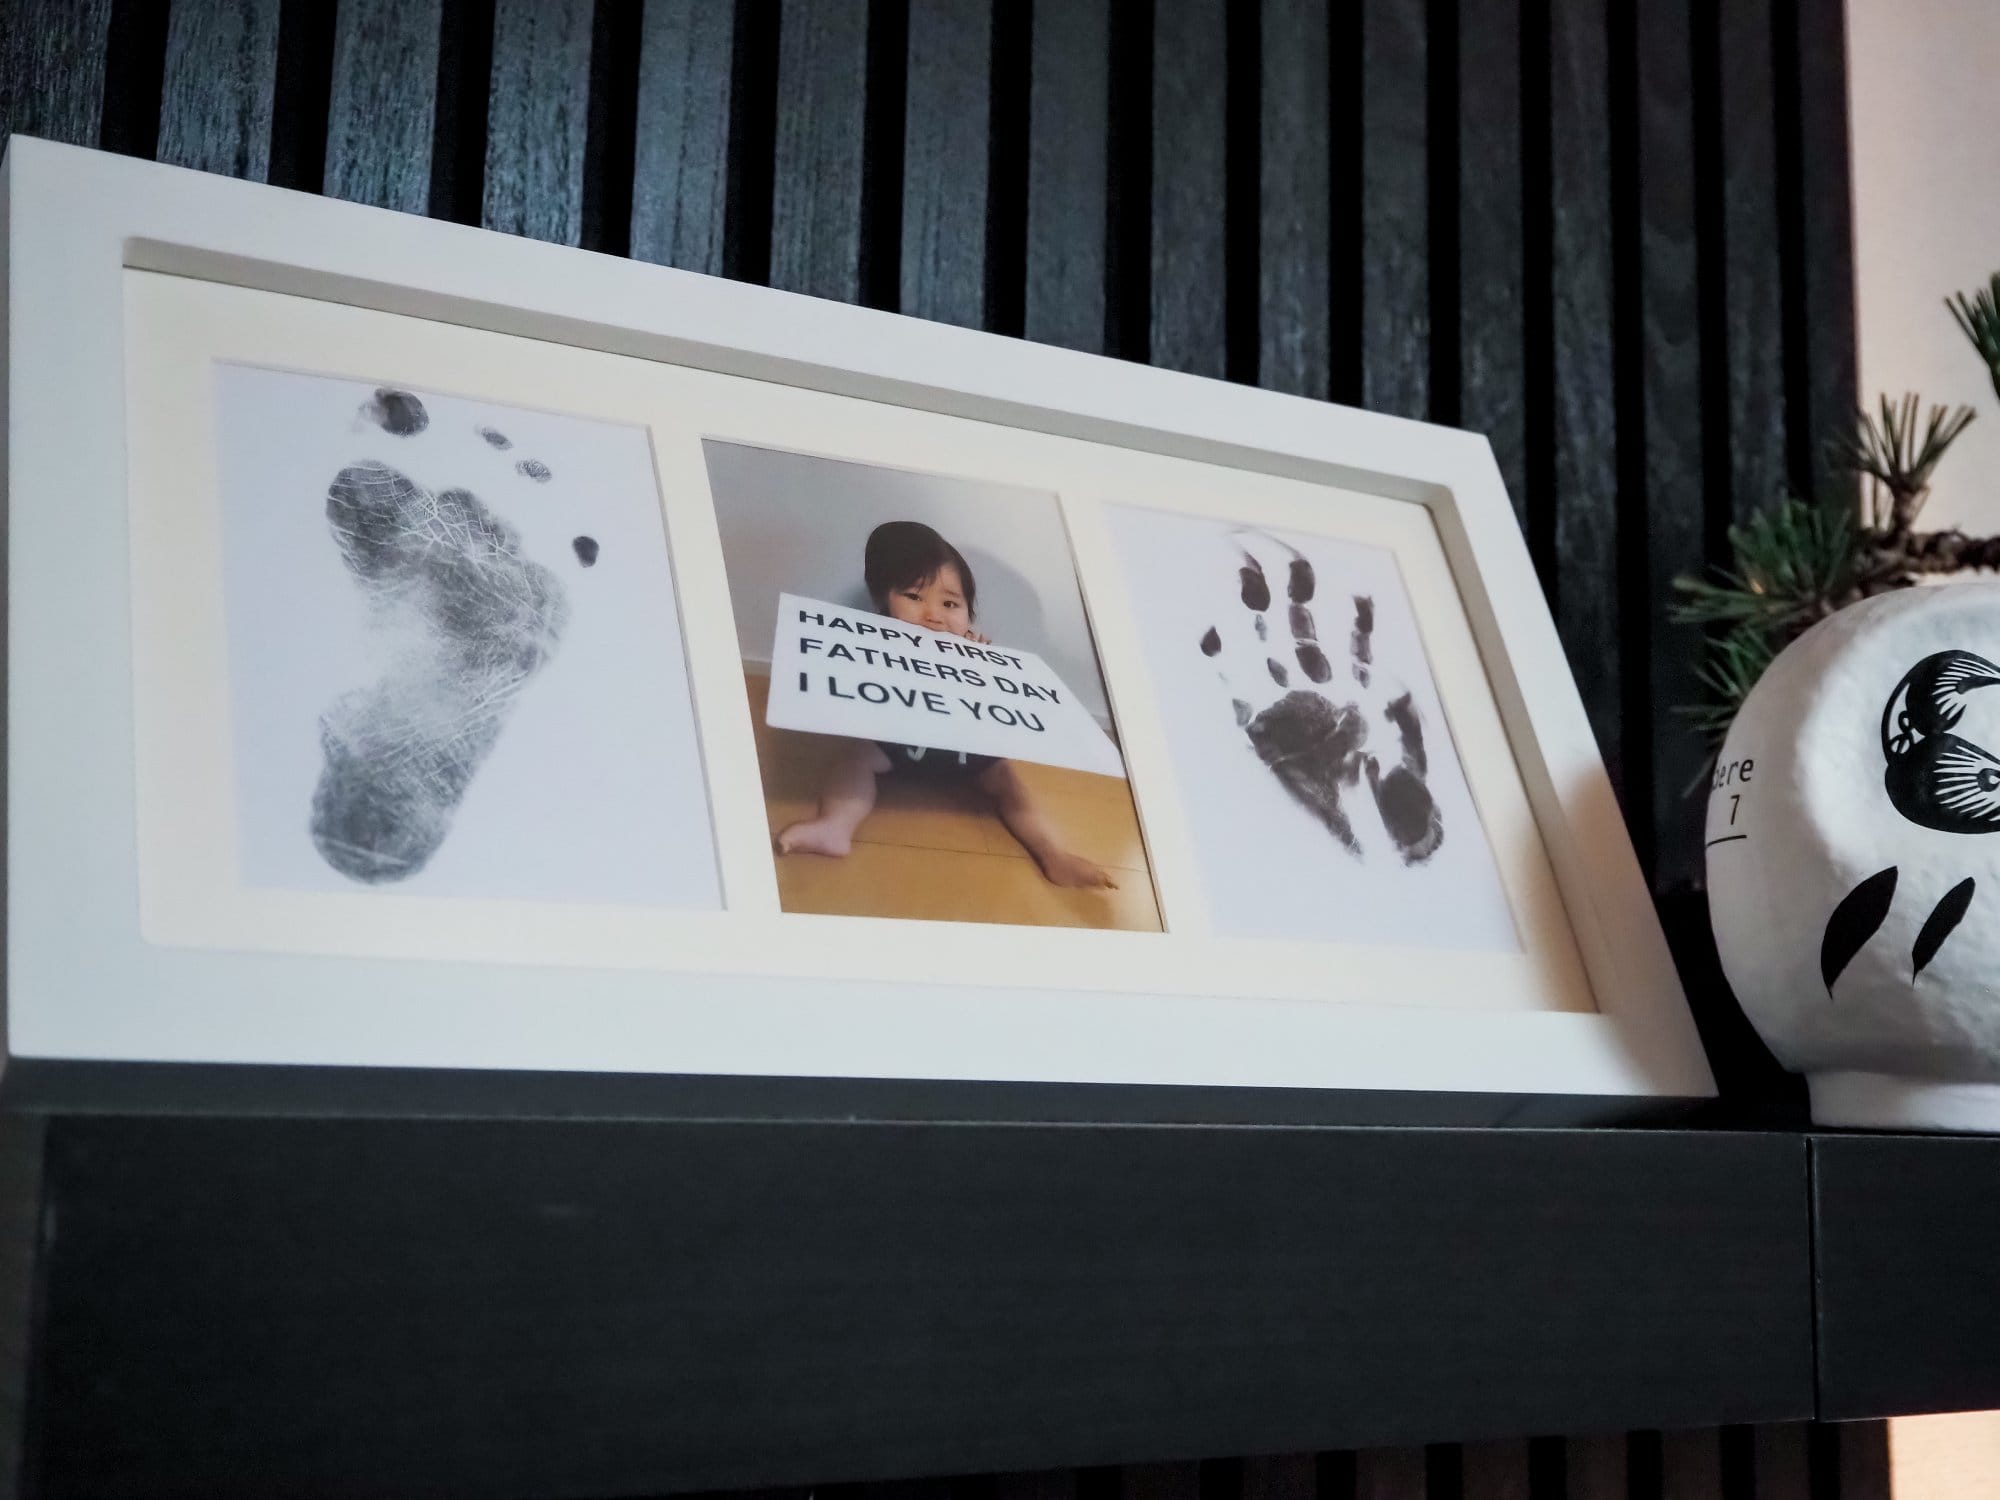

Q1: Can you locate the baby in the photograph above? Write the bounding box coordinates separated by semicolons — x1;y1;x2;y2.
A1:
776;521;1116;890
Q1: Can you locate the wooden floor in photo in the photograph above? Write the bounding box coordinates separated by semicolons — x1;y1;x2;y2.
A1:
746;672;1163;931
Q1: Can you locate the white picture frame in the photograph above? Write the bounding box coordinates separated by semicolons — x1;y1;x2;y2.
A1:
0;135;1714;1106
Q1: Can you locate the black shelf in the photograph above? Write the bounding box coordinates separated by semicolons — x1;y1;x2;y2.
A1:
23;1109;1814;1498
1813;1131;2000;1421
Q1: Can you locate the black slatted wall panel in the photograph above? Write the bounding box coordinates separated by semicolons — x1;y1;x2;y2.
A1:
0;2;1866;1497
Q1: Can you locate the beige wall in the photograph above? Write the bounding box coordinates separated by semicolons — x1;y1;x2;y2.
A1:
1890;1411;2000;1497
1848;0;2000;531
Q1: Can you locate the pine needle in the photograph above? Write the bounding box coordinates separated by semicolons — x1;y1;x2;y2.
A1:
1948;271;2000;404
1824;393;1975;529
1670;498;1863;747
1670;497;1859;634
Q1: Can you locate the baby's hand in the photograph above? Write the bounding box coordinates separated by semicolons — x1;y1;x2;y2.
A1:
966;628;992;644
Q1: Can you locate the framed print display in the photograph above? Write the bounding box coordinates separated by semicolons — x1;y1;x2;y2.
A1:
0;136;1714;1108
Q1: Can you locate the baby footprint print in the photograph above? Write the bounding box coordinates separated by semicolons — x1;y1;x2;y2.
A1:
310;392;592;884
312;460;568;883
1199;531;1444;864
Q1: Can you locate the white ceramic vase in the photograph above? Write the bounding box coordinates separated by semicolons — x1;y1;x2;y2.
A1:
1706;581;2000;1130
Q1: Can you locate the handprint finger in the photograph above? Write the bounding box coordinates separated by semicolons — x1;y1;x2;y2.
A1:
1239;554;1271;611
1350;596;1374;686
1200;625;1255;726
1365;691;1443;863
1286;556;1333;684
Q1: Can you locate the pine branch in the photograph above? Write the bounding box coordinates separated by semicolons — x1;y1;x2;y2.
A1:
1948;271;2000;404
1672;626;1777;744
1670;497;1860;634
1668;269;2000;752
1894;529;2000;574
1825;393;1975;533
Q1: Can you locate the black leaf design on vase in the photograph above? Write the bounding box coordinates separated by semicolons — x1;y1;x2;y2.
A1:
1912;877;1977;980
1822;866;1899;996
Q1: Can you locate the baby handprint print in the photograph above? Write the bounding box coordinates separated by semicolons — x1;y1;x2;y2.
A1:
1105;506;1520;952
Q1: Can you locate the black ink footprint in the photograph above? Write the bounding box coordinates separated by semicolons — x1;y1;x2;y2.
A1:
361;388;429;436
477;425;514;450
1200;535;1443;864
311;460;569;884
573;535;599;567
517;459;553;483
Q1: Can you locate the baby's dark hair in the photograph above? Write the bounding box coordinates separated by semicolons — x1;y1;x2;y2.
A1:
864;520;977;621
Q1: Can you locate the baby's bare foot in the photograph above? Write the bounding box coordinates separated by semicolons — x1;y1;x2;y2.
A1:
776;819;854;857
1038;849;1117;889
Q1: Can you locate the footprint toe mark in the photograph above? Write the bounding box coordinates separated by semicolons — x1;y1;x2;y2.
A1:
361;388;429;437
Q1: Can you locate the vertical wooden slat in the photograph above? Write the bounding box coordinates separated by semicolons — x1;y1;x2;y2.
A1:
1459;0;1527;523
1546;0;1620;786
157;0;279;180
1792;0;1855;498
0;0;113;146
1360;0;1427;419
0;1116;45;1500
901;0;991;327
1752;1422;1810;1500
1718;0;1786;521
1838;1422;1892;1500
1660;1427;1721;1500
1124;1461;1202;1500
96;2;171;159
1635;0;1708;886
1355;1445;1427;1500
1565;1434;1626;1500
1461;1438;1530;1500
995;1470;1080;1500
1258;0;1329;398
322;0;441;212
629;0;735;274
1150;0;1228;377
481;0;595;245
770;0;871;302
860;1480;953;1500
1025;0;1108;353
1239;1453;1314;1500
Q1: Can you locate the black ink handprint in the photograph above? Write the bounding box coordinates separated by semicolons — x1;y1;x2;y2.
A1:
1200;532;1444;865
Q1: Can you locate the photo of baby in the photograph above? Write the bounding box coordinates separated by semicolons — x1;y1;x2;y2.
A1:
776;520;1118;890
706;442;1162;931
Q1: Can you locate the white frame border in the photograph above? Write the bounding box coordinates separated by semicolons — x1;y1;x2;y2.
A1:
1;137;1714;1101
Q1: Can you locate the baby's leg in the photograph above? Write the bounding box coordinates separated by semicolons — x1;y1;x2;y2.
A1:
978;760;1117;889
777;740;892;857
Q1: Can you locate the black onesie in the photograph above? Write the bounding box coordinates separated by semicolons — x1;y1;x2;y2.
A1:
876;742;998;779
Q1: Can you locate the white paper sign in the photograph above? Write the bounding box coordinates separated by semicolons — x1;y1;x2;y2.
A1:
765;593;1126;778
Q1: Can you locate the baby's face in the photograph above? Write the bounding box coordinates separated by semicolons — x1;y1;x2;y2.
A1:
883;565;973;636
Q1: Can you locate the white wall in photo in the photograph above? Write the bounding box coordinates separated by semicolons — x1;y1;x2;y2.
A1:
703;440;1114;726
1104;506;1522;953
214;363;722;908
